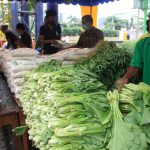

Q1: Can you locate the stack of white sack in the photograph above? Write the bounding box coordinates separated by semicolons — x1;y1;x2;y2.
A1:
0;48;48;98
0;47;97;98
51;47;97;66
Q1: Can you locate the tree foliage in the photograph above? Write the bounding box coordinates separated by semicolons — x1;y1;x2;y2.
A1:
103;16;129;30
60;16;82;36
0;2;11;28
102;29;119;37
27;0;36;11
102;16;129;37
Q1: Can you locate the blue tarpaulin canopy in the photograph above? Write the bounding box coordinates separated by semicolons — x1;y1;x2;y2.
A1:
4;0;118;6
36;0;118;6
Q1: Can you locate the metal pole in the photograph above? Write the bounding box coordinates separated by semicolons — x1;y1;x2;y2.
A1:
11;0;19;31
21;0;29;32
90;0;92;15
136;9;140;38
35;1;43;38
143;0;148;33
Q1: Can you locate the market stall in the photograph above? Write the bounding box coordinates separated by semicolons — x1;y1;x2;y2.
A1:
0;1;149;149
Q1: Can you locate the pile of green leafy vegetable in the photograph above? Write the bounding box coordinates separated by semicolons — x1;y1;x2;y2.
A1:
16;42;148;150
20;62;110;150
116;83;150;150
19;61;150;150
102;87;149;150
75;41;140;90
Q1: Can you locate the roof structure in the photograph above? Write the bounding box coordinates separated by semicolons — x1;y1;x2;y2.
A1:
0;0;118;6
37;0;119;6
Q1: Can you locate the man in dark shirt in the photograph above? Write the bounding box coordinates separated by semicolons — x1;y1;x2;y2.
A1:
69;15;104;49
39;9;61;54
16;23;32;48
1;25;18;49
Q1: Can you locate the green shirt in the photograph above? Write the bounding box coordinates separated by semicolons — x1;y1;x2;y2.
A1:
130;36;150;85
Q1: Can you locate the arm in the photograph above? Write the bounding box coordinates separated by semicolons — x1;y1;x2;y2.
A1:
60;35;82;50
39;26;57;45
59;44;78;51
65;44;79;49
56;24;61;40
6;39;10;49
122;66;139;81
39;35;57;44
60;32;83;50
116;40;143;90
5;32;10;49
116;66;139;90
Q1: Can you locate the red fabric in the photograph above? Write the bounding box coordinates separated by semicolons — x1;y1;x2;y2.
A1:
0;40;6;48
123;66;139;79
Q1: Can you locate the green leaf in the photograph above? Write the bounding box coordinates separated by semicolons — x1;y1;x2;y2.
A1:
12;126;27;136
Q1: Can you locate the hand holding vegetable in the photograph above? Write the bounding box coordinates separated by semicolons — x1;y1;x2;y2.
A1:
116;66;139;91
50;39;58;44
116;77;128;91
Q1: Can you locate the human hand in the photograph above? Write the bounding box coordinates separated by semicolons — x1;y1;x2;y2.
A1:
50;40;58;44
116;78;128;91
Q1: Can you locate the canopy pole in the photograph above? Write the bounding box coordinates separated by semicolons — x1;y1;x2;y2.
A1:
80;6;98;27
47;2;58;22
21;0;29;32
35;1;43;38
143;0;148;33
11;0;19;31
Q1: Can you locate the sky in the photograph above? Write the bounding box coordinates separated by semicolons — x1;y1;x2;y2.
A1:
58;0;134;19
98;0;133;17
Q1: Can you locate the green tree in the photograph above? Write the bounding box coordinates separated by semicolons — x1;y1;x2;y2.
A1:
103;16;129;30
0;2;11;28
60;16;82;36
102;16;129;37
67;16;81;26
27;0;36;11
102;29;119;37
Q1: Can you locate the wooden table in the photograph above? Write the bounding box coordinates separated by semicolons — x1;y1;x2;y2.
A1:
0;77;23;150
14;98;29;150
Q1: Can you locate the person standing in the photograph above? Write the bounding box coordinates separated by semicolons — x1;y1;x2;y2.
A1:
39;10;61;54
116;19;150;89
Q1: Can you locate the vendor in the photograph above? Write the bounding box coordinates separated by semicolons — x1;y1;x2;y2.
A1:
116;19;150;89
39;9;61;54
16;23;32;48
70;15;104;48
0;25;18;49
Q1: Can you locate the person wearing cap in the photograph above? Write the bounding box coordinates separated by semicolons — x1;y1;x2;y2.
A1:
0;25;18;49
116;19;150;89
39;9;61;54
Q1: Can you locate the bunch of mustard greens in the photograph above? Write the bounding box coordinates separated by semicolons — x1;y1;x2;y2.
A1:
14;42;148;150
